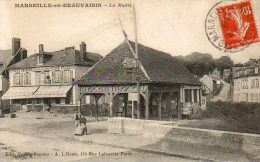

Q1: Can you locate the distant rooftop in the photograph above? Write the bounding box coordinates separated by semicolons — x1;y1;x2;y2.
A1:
9;47;102;69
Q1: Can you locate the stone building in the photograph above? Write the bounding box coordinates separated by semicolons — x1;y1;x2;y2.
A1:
200;74;217;101
3;42;102;112
0;38;27;112
78;41;202;120
233;64;260;103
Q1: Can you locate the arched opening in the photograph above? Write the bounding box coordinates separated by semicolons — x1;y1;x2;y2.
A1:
148;92;179;120
111;93;146;119
112;93;128;117
80;93;107;121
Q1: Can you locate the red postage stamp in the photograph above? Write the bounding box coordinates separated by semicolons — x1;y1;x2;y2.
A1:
217;0;259;50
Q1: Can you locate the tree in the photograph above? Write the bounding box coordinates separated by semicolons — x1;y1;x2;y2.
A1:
174;52;216;77
215;56;234;76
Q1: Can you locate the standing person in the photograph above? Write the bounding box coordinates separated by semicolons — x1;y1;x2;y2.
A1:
74;114;80;127
80;115;87;135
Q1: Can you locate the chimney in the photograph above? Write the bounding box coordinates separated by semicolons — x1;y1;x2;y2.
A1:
80;42;87;61
20;48;27;60
39;44;44;53
12;38;21;56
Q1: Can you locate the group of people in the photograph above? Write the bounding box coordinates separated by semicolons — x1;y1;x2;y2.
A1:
73;113;87;136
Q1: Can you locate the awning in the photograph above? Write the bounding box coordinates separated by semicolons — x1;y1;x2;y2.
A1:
2;86;38;100
33;85;72;98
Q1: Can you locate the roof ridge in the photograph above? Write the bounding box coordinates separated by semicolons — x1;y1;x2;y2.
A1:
134;41;199;83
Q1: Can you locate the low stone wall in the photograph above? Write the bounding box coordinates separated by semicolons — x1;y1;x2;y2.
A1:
10;104;21;113
27;104;77;114
27;104;43;112
108;118;169;134
51;105;77;114
108;118;260;155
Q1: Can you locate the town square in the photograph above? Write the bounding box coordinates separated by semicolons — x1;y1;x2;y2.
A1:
0;0;260;161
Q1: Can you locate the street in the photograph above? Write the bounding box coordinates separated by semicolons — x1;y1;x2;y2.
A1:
0;112;195;162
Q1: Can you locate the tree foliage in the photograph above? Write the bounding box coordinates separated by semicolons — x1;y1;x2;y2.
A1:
174;52;234;77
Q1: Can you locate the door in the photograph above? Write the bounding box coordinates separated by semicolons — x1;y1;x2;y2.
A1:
43;99;51;110
21;99;27;110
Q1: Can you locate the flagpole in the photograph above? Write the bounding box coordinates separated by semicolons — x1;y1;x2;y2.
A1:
133;4;141;119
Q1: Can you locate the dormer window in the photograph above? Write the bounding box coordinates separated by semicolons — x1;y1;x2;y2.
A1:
37;55;44;65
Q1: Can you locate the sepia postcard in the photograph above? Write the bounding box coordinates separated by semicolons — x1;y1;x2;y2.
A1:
0;0;260;161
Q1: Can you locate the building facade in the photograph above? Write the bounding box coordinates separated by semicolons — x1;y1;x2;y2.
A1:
233;64;260;103
78;41;203;120
200;74;217;100
3;42;102;112
0;38;27;112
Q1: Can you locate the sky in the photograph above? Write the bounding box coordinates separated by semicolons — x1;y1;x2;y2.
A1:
0;0;260;63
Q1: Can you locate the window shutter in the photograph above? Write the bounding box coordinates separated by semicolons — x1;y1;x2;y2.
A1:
70;70;73;83
52;71;55;84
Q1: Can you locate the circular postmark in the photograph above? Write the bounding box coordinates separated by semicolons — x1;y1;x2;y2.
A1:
205;0;259;53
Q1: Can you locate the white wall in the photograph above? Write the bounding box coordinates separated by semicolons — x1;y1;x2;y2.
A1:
200;75;214;92
233;76;260;103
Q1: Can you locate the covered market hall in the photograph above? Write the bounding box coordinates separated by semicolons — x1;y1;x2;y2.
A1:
78;41;203;120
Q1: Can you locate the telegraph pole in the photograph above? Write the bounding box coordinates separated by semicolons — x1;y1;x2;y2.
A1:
118;4;141;119
133;4;141;119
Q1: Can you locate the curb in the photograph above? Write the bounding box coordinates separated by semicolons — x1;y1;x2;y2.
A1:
74;136;221;162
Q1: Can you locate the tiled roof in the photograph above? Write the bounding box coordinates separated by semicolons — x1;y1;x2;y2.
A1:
0;50;14;74
8;48;102;69
233;64;260;79
78;41;201;85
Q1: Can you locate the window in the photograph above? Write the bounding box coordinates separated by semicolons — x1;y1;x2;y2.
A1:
14;73;21;85
242;79;248;89
43;99;49;104
23;72;31;85
12;99;20;104
55;98;60;104
27;99;32;104
251;93;254;102
35;72;41;85
13;72;23;86
255;94;258;102
256;79;259;88
53;71;61;83
64;70;71;83
37;55;43;65
44;71;50;84
251;79;255;88
185;89;192;102
236;72;240;77
194;89;198;102
40;73;45;84
35;99;41;104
